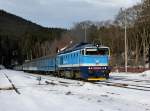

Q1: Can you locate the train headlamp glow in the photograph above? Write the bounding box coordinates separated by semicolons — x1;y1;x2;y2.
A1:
88;67;91;69
96;44;99;47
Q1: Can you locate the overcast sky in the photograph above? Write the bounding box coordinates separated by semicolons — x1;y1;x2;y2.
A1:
0;0;140;28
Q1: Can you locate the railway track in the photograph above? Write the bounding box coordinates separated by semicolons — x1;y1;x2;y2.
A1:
23;74;85;87
15;72;150;92
110;76;150;84
26;73;150;92
94;81;150;92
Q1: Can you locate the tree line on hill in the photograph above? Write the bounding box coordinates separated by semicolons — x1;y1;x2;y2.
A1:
0;0;150;68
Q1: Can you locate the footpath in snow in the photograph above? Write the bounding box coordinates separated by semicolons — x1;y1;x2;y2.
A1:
0;69;150;111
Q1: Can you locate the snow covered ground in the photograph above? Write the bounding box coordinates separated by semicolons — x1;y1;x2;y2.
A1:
0;69;150;111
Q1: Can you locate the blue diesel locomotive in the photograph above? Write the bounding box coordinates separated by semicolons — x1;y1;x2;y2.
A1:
15;43;111;81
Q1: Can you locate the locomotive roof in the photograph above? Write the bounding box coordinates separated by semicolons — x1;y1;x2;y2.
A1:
58;42;109;55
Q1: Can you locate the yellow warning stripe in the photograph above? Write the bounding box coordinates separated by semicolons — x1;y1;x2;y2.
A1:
88;78;106;81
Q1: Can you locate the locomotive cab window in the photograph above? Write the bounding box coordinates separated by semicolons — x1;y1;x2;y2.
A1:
85;48;109;55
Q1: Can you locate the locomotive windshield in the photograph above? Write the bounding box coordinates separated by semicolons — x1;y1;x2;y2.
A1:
85;48;109;55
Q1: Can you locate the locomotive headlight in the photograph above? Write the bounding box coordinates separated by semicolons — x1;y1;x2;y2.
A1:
88;67;93;70
102;67;107;70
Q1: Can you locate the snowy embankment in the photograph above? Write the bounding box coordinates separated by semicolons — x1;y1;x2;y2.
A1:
141;70;150;78
0;69;150;111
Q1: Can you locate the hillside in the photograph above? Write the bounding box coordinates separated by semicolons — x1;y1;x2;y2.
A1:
0;10;67;67
0;10;44;37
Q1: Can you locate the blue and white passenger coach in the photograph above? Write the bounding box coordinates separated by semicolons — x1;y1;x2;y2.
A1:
57;43;111;80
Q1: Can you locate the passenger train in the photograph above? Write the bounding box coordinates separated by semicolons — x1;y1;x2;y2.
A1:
15;43;111;81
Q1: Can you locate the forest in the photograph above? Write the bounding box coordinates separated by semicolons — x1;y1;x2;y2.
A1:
0;0;150;68
0;10;67;67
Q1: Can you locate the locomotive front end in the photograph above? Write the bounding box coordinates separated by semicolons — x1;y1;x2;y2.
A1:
80;46;111;81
